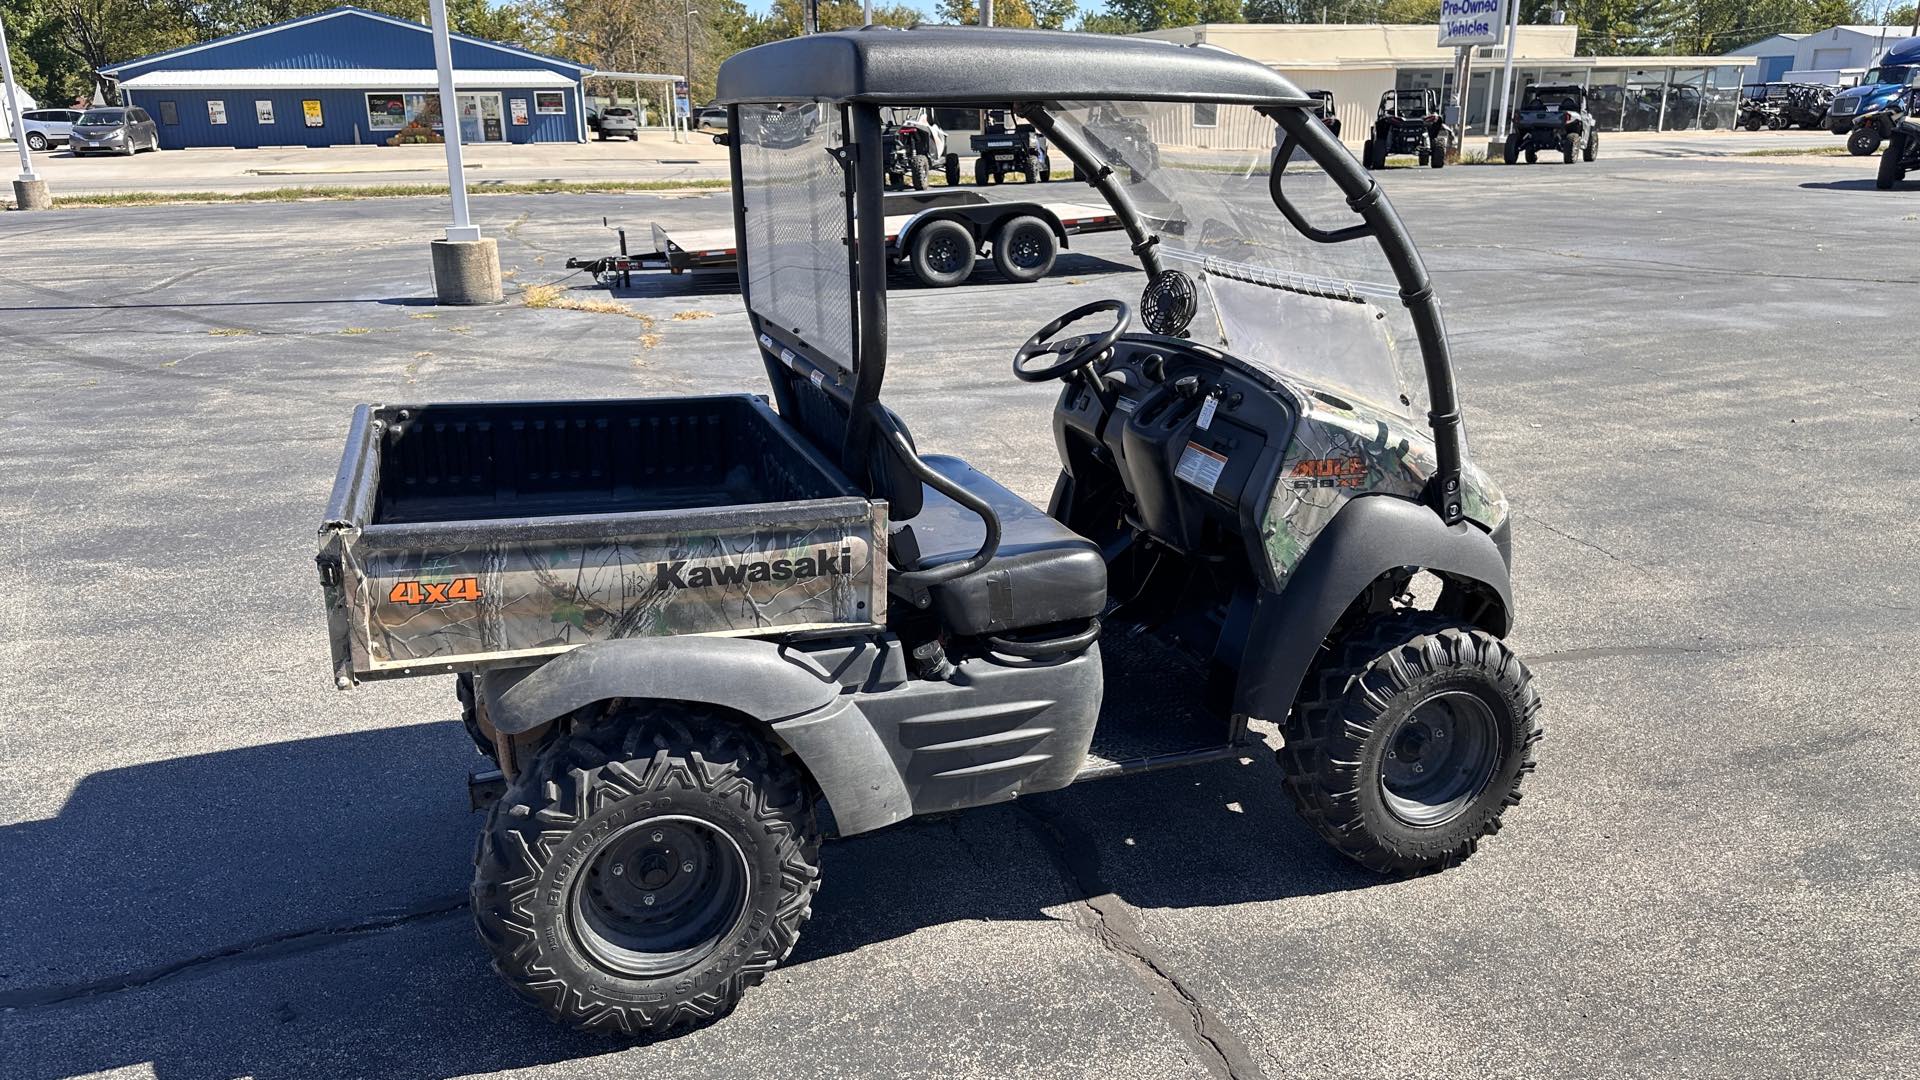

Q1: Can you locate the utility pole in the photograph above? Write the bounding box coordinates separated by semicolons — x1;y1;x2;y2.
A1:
684;4;697;140
864;0;873;24
426;0;501;302
981;0;994;28
1;9;49;210
1493;0;1520;146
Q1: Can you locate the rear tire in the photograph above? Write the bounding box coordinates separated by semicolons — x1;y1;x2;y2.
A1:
910;152;929;190
1431;133;1447;169
1279;611;1542;875
944;152;961;186
1878;131;1909;190
1524;147;1538;164
909;218;976;287
1562;134;1577;164
991;214;1057;283
974;157;990;186
1583;130;1598;162
1362;138;1378;170
1503;137;1519;165
472;707;820;1035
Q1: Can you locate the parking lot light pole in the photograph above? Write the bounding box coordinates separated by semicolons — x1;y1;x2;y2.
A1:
426;0;502;303
1;11;51;211
1491;0;1520;152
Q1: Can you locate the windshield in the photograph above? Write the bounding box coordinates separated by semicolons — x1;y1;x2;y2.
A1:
736;103;854;370
1863;65;1916;86
1051;100;1428;419
76;110;125;126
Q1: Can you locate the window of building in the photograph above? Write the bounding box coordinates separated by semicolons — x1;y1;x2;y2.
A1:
1193;102;1218;128
366;92;442;131
159;101;178;125
534;91;566;115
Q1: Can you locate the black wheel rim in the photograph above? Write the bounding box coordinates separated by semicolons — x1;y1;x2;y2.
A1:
1008;230;1045;269
570;815;750;978
927;234;966;274
1379;691;1502;827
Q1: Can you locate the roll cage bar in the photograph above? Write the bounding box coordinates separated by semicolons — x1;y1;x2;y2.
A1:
729;95;1466;587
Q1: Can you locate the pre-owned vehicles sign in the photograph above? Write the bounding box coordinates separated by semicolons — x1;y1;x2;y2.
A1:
1438;0;1507;46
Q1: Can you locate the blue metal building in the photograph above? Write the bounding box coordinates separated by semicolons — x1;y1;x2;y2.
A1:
100;6;591;149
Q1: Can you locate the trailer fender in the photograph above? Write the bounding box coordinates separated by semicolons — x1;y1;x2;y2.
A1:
486;637;912;835
1234;494;1513;727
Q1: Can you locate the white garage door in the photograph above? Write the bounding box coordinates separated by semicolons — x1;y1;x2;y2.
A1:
1811;47;1852;70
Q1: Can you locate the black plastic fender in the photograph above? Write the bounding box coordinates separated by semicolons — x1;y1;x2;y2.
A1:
485;637;913;836
1234;494;1513;727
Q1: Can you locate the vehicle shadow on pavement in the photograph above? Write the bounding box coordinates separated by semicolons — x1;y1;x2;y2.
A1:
0;725;1377;1080
1798;178;1905;192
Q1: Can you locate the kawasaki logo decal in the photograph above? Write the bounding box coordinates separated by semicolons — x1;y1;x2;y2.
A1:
654;547;854;590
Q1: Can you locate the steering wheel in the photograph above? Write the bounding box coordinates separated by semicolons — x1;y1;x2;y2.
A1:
1012;299;1132;383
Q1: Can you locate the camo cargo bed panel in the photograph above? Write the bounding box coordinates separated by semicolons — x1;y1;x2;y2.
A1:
317;394;887;682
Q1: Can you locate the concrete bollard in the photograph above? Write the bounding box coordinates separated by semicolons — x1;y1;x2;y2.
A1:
11;178;51;211
430;237;503;305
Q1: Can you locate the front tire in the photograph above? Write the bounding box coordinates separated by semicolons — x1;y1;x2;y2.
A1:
472;708;821;1035
1279;612;1542;874
26;132;47;150
1878;131;1909;190
1849;124;1883;157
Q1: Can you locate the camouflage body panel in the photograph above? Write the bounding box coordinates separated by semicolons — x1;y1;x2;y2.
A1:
322;503;886;681
1261;386;1506;586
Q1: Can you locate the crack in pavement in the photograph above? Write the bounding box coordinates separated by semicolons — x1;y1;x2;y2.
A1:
1017;800;1268;1080
0;895;468;1012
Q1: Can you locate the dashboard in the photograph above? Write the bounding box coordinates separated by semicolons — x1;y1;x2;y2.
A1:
1053;335;1299;556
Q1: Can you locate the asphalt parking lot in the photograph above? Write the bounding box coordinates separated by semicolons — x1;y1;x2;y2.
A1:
2;153;1916;1080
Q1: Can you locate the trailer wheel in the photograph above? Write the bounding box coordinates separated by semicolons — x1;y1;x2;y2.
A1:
1278;611;1542;875
1878;131;1909;190
992;215;1057;283
944;152;961;186
910;218;977;287
1583;130;1598;162
473;706;821;1035
1849;124;1882;157
910;153;930;190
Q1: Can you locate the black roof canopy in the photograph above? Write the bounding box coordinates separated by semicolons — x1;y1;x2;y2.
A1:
714;26;1312;108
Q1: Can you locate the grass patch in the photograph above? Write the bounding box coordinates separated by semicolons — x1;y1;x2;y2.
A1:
522;283;657;326
340;327;372;335
206;327;255;336
26;178;732;209
1736;145;1852;157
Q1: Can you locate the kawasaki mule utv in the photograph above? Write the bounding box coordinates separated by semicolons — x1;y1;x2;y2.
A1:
316;26;1541;1038
1877;89;1919;189
1362;88;1450;170
1505;83;1597;164
970;108;1052;183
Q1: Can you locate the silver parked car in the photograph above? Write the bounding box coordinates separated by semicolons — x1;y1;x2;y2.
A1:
595;106;639;140
21;108;83;150
68;106;160;156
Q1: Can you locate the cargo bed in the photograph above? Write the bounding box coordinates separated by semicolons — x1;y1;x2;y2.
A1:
317;394;887;684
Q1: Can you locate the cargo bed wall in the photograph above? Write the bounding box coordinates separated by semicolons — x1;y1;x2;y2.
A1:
317;395;888;683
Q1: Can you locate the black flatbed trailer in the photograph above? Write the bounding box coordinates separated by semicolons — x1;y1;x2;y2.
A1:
570;188;1122;288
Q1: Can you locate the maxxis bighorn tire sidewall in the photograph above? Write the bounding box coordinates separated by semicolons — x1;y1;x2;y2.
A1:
1280;615;1543;874
1879;131;1909;190
472;722;819;1034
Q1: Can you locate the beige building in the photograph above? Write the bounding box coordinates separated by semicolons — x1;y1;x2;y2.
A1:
1135;23;1757;147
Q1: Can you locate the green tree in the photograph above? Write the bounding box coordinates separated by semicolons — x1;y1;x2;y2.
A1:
936;0;1081;28
1095;0;1241;31
1077;10;1141;30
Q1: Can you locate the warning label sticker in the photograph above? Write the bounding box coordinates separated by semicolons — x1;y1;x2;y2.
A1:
1174;441;1228;494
